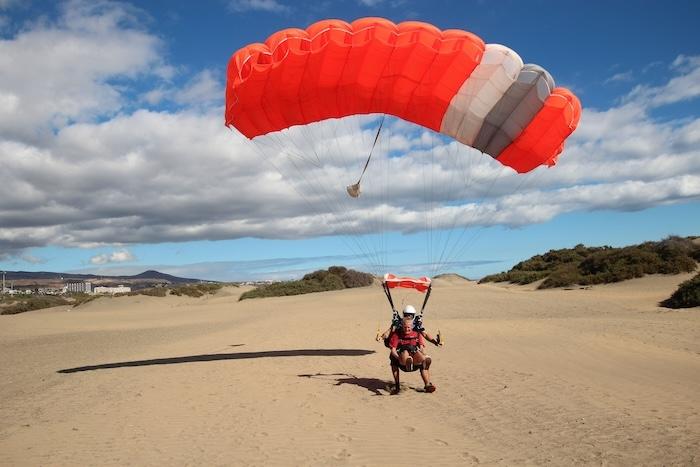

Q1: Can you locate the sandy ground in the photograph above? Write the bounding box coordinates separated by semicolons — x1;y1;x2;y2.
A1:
0;274;698;466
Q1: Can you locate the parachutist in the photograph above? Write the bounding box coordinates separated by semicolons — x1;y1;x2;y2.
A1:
388;316;435;393
380;305;441;347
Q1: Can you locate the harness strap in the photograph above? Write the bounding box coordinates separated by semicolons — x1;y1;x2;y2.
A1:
420;285;432;314
382;282;395;311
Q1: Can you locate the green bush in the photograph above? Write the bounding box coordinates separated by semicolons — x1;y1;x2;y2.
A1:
479;270;548;285
239;266;373;301
479;236;699;289
327;266;348;276
478;272;509;283
339;268;374;288
130;287;169;297
71;293;100;307
170;283;223;297
661;273;700;309
0;296;69;315
541;263;583;288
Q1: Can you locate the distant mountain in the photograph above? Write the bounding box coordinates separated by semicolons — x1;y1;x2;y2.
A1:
126;270;200;284
0;269;203;284
1;271;93;281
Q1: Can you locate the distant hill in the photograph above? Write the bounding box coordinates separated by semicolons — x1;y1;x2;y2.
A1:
126;270;201;284
239;266;373;301
480;236;700;289
434;273;472;281
1;269;203;286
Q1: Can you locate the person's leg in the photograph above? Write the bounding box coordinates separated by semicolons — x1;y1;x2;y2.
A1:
412;350;425;365
420;369;435;392
419;367;431;386
413;350;431;370
398;349;413;371
391;364;400;394
415;352;435;392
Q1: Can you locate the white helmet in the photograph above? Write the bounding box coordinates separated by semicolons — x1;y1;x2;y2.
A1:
403;305;416;317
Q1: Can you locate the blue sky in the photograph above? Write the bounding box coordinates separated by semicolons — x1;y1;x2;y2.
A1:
0;0;698;281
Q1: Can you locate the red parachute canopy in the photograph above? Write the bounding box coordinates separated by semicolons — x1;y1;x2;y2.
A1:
226;17;581;173
383;273;431;293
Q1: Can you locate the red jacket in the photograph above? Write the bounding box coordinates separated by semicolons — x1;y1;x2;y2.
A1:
389;328;424;349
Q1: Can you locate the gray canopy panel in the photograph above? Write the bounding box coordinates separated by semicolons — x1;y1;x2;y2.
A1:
472;64;554;158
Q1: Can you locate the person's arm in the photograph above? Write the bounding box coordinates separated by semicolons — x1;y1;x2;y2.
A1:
390;346;399;360
421;330;439;346
389;332;399;358
382;310;400;339
381;323;396;340
418;332;426;352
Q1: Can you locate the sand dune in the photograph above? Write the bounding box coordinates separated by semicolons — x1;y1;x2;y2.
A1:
1;275;698;465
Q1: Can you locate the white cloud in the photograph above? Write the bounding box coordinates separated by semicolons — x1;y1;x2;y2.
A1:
89;248;136;265
642;61;663;74
138;69;222;107
175;70;223;107
0;0;21;10
356;0;406;6
625;55;700;107
141;87;169;105
0;2;698;269
604;71;633;84
228;0;289;13
20;253;46;264
0;0;166;141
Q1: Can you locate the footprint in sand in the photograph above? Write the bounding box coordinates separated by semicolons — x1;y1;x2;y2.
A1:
434;439;449;446
336;433;352;442
333;448;351;460
461;451;480;463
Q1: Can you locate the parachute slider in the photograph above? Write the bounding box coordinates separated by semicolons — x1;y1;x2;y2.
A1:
382;273;433;317
383;273;432;293
346;182;361;198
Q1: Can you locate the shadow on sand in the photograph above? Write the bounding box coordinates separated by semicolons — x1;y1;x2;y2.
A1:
298;372;393;396
58;349;376;374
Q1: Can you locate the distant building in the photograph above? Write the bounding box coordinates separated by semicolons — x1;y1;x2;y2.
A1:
93;285;131;295
37;288;62;295
64;281;92;294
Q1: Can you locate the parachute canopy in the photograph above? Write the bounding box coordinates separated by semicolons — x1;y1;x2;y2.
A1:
225;17;581;173
383;273;431;293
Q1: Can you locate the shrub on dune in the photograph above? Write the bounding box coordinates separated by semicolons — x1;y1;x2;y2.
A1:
239;266;373;301
170;283;223;297
0;296;70;315
480;236;699;289
661;273;700;309
129;287;169;297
